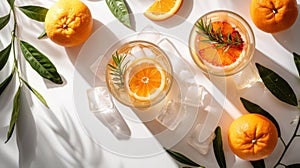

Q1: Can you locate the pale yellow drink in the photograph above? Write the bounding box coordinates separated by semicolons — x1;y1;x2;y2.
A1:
106;41;173;108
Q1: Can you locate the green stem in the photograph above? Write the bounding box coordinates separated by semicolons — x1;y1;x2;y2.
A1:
10;2;22;85
274;115;300;167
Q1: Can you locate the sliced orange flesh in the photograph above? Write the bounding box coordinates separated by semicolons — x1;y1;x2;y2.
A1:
197;21;244;66
126;59;166;101
144;0;183;21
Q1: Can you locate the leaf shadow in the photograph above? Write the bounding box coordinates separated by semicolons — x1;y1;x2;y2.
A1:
16;88;37;168
34;106;103;167
12;84;103;167
272;4;300;54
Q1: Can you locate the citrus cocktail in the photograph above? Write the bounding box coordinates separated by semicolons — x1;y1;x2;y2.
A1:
189;10;255;76
106;41;173;108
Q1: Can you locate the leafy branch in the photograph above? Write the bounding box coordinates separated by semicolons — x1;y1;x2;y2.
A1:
108;51;128;88
0;0;62;143
196;19;243;52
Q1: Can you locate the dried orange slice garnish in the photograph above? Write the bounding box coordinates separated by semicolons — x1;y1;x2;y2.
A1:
197;21;244;66
125;58;166;101
144;0;183;21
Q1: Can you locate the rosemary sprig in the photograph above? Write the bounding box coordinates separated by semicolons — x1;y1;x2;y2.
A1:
108;51;129;88
195;19;243;52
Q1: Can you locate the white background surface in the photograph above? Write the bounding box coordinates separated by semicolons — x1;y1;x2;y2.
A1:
0;0;299;167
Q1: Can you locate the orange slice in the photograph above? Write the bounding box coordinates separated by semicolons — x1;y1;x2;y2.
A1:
197;21;244;66
144;0;183;21
125;58;166;101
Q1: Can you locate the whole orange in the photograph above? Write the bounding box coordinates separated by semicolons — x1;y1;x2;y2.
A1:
228;113;278;161
45;0;93;47
250;0;298;33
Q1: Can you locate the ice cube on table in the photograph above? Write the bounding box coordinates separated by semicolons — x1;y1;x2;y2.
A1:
87;87;113;112
86;86;131;139
156;100;185;130
188;124;216;155
94;110;131;139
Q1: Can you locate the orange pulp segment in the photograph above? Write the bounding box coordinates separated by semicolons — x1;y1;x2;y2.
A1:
126;58;166;101
144;0;183;21
197;21;244;66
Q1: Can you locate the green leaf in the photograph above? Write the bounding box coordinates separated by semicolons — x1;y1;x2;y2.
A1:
0;14;10;31
256;63;298;106
165;148;204;167
21;78;49;108
0;43;12;71
18;6;48;22
287;163;300;168
250;159;265;168
37;30;47;39
105;0;131;28
0;68;14;96
5;86;21;143
293;52;300;77
20;40;63;84
240;97;281;137
7;0;15;9
213;126;226;168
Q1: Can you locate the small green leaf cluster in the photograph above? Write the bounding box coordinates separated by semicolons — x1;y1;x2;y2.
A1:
0;0;62;143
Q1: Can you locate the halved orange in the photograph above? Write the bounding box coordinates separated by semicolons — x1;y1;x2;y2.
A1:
144;0;183;21
125;58;166;101
197;21;244;66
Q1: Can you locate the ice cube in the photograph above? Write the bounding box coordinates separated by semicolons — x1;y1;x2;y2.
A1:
130;46;146;59
156;100;185;130
178;70;194;86
143;48;156;59
86;86;131;139
188;124;216;155
121;53;135;67
87;87;113;112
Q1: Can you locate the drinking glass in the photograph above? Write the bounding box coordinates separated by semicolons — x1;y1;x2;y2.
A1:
188;10;257;153
105;40;173;120
189;10;258;89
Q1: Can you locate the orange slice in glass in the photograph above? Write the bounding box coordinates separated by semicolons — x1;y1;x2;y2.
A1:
144;0;183;21
197;21;244;67
125;58;166;101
